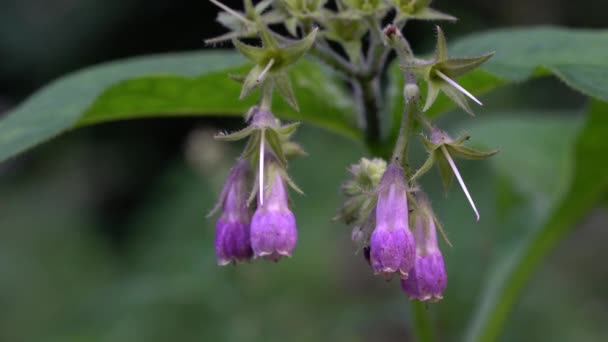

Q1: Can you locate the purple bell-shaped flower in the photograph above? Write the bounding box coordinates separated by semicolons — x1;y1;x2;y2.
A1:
401;208;447;302
250;162;298;261
214;159;253;266
369;161;415;280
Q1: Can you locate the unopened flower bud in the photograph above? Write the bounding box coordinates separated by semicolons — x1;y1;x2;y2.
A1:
214;159;253;265
251;164;297;261
401;207;447;301
369;161;415;279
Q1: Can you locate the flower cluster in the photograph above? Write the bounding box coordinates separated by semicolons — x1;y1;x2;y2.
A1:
207;0;497;302
210;106;303;264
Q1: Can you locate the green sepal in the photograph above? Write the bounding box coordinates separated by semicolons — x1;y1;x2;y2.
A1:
420;134;439;151
258;20;281;50
215;125;256;141
280;28;318;66
273;72;300;111
265;129;288;166
274;121;301;136
240;64;265;99
435;149;454;192
411;151;436;181
446;144;499;160
423;80;441;112
439;53;495;78
242;131;262;159
285;172;305;195
435;26;449;61
440;82;475;116
285;17;299;36
232;38;267;65
402;26;494;114
282;141;308;159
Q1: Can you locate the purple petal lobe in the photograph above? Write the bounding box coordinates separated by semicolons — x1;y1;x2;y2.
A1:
401;253;447;302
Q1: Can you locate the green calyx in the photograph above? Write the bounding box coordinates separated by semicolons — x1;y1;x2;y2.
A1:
232;24;318;107
216;107;303;167
207;0;284;44
342;0;388;15
403;26;494;115
322;11;368;62
389;0;457;23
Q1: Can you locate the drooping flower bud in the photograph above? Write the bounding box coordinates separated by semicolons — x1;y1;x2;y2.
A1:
212;159;254;265
400;203;447;302
250;160;298;261
369;161;415;279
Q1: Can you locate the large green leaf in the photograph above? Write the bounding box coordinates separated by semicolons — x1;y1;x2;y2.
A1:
464;101;608;341
2;27;607;163
388;27;608;143
0;51;359;162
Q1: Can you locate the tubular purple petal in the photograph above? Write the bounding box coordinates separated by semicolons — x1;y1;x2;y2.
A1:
369;162;415;279
214;160;253;265
401;214;447;301
251;170;298;261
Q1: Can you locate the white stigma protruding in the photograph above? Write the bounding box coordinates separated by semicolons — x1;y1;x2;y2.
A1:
435;70;483;106
257;59;275;83
209;0;249;24
259;130;265;206
441;146;480;221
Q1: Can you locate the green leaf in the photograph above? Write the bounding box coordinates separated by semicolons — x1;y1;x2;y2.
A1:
464;101;608;341
0;51;359;162
388;27;608;144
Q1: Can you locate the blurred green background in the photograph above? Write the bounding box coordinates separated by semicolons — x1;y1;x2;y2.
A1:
0;1;606;341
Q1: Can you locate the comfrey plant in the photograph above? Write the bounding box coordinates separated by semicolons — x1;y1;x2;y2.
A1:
207;0;497;302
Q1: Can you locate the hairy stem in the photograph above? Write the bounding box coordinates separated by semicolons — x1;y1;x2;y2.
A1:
260;81;274;110
356;77;383;151
310;43;359;78
391;74;419;164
